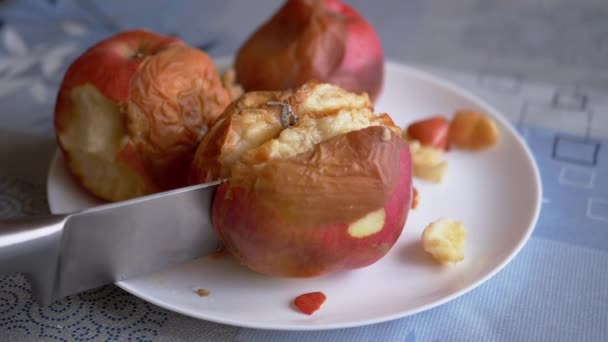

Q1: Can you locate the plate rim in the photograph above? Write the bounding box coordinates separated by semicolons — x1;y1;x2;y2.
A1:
47;58;542;331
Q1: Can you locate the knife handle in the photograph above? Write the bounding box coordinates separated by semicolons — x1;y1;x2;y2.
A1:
0;215;68;305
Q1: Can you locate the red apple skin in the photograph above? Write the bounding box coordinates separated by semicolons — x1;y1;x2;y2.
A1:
212;138;412;278
235;0;384;101
406;116;450;150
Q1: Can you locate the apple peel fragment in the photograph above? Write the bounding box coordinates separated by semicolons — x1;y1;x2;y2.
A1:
294;291;326;315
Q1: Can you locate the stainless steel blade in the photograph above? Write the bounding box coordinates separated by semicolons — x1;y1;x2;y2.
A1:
55;180;221;299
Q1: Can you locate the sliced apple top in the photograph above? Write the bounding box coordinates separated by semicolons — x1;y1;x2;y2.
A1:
190;82;399;183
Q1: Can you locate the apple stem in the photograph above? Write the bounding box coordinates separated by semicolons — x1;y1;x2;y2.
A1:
267;101;298;128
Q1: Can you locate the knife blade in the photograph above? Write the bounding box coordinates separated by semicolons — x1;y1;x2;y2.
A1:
0;180;221;306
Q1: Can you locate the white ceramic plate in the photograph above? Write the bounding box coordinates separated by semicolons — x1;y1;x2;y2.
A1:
47;59;542;330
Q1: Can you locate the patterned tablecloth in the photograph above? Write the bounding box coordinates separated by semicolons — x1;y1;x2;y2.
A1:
1;1;607;341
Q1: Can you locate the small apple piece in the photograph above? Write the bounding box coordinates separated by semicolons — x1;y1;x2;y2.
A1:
195;288;210;297
235;0;384;101
422;218;466;264
294;291;327;315
449;110;499;150
409;140;447;183
411;187;419;209
406;116;449;150
55;29;231;201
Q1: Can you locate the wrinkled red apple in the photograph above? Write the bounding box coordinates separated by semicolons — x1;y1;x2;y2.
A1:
235;0;384;101
191;82;412;277
54;29;231;201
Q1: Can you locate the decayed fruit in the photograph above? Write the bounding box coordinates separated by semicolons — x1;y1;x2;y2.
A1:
54;29;231;201
294;291;327;315
235;0;384;101
422;218;466;264
411;187;419;209
191;82;412;277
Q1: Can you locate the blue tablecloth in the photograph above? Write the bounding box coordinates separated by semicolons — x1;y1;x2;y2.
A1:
0;1;607;341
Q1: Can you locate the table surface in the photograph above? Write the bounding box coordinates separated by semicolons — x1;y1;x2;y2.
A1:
0;1;607;341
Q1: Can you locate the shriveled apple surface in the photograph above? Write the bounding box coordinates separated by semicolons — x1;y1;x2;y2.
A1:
47;59;541;330
55;30;231;202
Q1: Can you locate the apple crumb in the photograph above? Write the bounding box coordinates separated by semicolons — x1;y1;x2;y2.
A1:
208;246;230;259
412;187;419;209
421;218;466;264
195;288;211;297
449;110;499;150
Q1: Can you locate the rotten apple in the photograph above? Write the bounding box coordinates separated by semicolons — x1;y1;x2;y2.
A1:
235;0;384;101
191;82;412;277
54;29;231;201
448;110;500;150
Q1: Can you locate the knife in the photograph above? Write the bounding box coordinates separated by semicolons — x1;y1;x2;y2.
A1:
0;180;222;306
